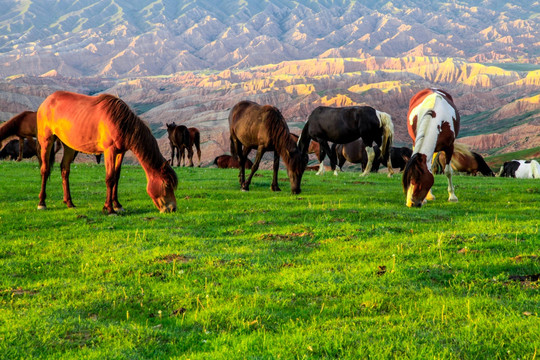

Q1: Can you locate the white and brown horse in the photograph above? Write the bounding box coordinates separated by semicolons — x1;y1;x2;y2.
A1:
402;89;460;207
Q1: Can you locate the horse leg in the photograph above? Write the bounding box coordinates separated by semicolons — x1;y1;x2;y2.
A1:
60;146;77;208
242;146;264;192
271;150;281;192
360;146;375;177
170;143;176;166
102;149;118;214
17;137;24;161
187;146;194;167
112;152;125;212
386;155;394;178
196;142;202;167
445;163;458;202
316;145;326;175
37;135;55;210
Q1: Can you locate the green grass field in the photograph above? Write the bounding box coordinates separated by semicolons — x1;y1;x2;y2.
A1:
0;161;538;359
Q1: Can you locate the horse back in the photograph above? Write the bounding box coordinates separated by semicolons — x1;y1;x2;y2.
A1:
307;106;379;144
38;91;117;154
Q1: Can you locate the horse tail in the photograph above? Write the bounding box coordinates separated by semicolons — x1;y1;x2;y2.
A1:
531;160;540;179
376;111;394;162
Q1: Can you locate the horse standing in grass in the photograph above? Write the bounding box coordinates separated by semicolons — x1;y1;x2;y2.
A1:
0;138;36;160
402;88;460;207
37;91;177;214
0;111;38;161
297;106;394;177
229;100;308;194
166;123;191;167
433;143;494;176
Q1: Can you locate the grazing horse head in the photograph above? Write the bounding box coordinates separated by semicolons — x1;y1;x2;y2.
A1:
402;89;460;207
147;160;178;213
402;153;434;207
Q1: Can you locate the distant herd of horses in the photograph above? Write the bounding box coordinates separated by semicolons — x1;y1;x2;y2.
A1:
0;88;538;213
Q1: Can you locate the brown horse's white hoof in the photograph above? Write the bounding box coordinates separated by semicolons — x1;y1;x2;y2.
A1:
37;205;47;210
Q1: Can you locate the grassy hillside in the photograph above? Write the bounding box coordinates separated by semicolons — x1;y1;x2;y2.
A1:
0;162;538;359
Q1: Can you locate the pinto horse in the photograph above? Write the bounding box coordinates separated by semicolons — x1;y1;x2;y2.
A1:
297;106;394;177
0;111;38;161
433;143;494;176
37;91;178;214
402;88;460;207
229;100;308;194
498;160;540;179
214;154;253;169
166;123;191;167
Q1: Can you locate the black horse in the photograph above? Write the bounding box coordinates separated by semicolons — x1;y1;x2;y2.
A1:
372;146;413;173
297;106;394;176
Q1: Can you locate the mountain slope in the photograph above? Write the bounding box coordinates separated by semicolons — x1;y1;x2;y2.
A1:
0;0;538;78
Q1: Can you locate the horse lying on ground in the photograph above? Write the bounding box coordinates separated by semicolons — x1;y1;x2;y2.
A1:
229;100;307;194
37;91;177;214
433;143;494;176
298;105;394;177
402;88;460;207
0;138;36;160
214;154;253;170
498;160;540;179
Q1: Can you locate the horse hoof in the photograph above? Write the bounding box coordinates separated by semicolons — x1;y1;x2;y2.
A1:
114;207;125;212
37;205;47;210
241;188;249;192
448;197;458;203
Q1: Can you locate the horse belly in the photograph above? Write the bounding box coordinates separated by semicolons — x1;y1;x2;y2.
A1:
514;165;531;179
52;121;112;154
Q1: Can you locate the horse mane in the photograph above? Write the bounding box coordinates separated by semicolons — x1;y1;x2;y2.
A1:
453;143;472;157
263;106;304;172
96;94;177;189
376;110;394;161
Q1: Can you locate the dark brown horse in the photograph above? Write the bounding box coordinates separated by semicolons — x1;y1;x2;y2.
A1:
166;123;191;167
229;100;308;194
182;127;202;167
37;91;177;214
297;106;394;176
214;154;253;169
332;138;394;176
402;89;460;207
0;111;38;161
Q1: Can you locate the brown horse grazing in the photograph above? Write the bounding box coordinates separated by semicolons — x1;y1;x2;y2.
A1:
229;100;308;194
166;123;191;167
0;111;38;161
432;143;494;176
37;91;178;214
402;88;460;207
332;138;386;175
214;154;253;169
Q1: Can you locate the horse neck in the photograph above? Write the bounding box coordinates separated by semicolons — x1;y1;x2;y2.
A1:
297;122;311;155
127;125;166;180
0;117;20;140
412;113;440;170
